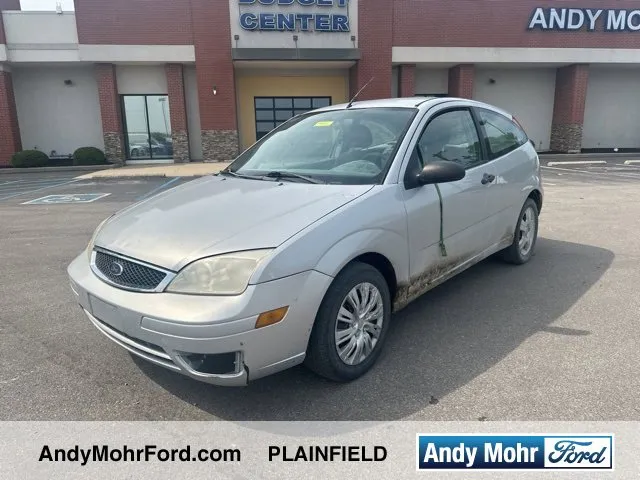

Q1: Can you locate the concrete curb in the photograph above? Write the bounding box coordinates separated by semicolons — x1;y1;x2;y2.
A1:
0;165;116;175
74;162;231;179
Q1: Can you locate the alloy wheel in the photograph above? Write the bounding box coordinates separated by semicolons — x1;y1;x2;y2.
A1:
334;282;384;366
518;206;536;257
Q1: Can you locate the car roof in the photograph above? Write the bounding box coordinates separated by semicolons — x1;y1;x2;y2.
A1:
316;97;442;111
314;97;514;119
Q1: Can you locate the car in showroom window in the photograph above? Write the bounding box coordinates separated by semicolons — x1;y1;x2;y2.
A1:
228;107;419;185
68;97;543;387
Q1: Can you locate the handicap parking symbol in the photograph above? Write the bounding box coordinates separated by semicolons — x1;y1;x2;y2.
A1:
22;193;111;205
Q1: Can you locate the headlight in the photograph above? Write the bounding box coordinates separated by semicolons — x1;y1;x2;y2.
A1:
86;216;111;260
165;249;273;295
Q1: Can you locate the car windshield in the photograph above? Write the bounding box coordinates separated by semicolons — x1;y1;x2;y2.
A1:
227;107;418;185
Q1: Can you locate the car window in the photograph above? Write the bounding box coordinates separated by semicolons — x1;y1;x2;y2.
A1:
363;120;396;145
228;107;418;185
416;109;483;169
477;108;528;159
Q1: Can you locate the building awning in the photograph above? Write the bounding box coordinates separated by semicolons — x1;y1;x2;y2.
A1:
232;48;360;62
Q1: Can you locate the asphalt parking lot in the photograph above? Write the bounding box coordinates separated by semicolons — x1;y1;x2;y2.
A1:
0;172;190;205
1;158;639;422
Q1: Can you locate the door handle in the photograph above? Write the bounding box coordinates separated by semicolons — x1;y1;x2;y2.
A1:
481;173;496;185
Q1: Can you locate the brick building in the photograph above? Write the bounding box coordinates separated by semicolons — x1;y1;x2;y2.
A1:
1;0;640;166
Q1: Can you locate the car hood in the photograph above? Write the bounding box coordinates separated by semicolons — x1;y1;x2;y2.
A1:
95;175;373;271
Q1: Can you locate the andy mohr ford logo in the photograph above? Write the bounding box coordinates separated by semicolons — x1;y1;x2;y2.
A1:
416;434;614;471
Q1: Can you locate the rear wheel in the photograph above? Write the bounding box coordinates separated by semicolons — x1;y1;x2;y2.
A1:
500;198;539;264
305;262;391;382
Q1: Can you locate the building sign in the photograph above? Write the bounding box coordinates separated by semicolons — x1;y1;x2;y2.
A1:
529;8;640;31
239;0;350;32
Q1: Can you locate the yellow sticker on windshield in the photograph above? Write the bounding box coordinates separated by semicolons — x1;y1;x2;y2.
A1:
314;121;334;127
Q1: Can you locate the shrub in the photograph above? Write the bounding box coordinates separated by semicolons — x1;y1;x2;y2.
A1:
73;147;107;166
10;150;49;168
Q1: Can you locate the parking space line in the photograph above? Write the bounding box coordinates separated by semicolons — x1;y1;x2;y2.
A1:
542;165;602;175
547;160;606;166
0;181;79;193
597;168;640;177
0;177;76;186
623;160;640;165
541;165;640;179
597;166;640;172
0;179;80;202
135;177;181;201
0;178;77;190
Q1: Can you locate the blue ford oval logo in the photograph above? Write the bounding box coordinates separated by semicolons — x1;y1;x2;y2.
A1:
109;261;124;276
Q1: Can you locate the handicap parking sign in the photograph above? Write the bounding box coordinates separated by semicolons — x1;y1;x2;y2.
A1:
22;193;111;205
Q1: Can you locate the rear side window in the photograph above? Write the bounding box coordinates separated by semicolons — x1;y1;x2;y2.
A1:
477;108;528;159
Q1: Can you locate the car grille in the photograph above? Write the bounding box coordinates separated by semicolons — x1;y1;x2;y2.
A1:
94;250;167;291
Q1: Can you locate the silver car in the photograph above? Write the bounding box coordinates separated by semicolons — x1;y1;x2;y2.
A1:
68;97;543;386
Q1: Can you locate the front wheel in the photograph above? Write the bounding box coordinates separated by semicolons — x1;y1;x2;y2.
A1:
500;198;539;264
304;262;391;382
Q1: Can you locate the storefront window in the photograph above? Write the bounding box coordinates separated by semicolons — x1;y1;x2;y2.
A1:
121;95;173;160
254;96;331;141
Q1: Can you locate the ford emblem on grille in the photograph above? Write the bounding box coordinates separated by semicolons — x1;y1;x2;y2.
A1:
94;250;167;290
109;261;124;276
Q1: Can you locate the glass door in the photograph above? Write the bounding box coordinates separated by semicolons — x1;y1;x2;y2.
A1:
122;95;172;160
147;96;172;159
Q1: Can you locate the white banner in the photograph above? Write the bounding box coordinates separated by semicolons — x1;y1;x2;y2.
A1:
0;421;638;479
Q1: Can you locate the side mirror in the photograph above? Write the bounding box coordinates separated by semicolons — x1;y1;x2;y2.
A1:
417;160;466;186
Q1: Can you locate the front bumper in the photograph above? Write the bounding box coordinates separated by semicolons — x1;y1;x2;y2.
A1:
67;252;333;386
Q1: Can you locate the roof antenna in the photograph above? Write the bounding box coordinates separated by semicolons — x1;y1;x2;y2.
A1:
347;76;374;109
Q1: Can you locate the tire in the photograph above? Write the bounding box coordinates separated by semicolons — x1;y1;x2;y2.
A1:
304;262;392;382
500;198;539;265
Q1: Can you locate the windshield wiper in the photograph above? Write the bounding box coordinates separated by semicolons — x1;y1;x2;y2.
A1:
262;171;325;184
218;169;263;180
